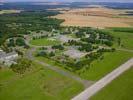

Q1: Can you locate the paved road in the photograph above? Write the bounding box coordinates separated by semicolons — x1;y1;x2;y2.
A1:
26;48;94;88
72;58;133;100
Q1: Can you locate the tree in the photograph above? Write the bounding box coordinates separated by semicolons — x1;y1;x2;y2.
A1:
52;45;64;50
104;41;113;47
49;52;55;57
118;37;121;46
8;38;15;47
10;58;32;74
75;32;85;38
15;50;24;56
16;38;26;46
36;51;47;57
79;43;93;52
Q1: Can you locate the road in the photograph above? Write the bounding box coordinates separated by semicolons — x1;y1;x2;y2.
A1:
72;58;133;100
26;48;94;88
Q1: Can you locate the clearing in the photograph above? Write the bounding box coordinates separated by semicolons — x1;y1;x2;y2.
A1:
30;38;60;46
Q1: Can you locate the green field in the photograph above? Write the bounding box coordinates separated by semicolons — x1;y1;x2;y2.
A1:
36;51;133;81
30;38;60;46
111;31;133;50
0;62;84;100
91;67;133;100
0;10;21;14
80;51;133;81
107;28;133;50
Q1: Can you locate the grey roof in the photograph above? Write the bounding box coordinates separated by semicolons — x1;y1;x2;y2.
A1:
0;52;6;58
5;52;18;57
0;51;18;58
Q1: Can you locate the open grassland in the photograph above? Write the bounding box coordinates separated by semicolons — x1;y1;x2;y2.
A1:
36;51;133;81
0;62;84;100
0;10;21;14
112;32;133;50
80;51;133;81
30;38;60;46
90;67;133;100
52;7;133;28
110;27;133;33
108;28;133;50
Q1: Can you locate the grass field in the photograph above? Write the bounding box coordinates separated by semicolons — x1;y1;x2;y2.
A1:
0;62;84;100
108;28;133;50
36;51;133;81
30;38;60;46
80;51;133;81
0;10;21;14
90;67;133;100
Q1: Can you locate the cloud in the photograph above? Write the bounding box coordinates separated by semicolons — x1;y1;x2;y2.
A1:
4;0;133;3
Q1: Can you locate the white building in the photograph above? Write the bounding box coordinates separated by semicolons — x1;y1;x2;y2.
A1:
0;49;18;66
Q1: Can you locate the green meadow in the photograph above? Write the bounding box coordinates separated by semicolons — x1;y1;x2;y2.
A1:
80;51;133;81
36;51;133;81
30;38;60;46
0;62;84;100
91;67;133;100
108;27;133;50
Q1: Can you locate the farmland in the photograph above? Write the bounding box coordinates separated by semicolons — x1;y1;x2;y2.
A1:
52;7;133;28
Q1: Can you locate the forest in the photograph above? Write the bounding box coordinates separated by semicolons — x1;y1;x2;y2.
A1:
0;10;64;45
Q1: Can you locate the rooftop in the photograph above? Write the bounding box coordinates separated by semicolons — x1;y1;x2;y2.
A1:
0;51;18;58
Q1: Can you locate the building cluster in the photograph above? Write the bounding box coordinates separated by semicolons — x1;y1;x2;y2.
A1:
0;49;18;66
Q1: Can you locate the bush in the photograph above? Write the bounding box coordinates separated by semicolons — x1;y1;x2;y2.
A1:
78;43;93;52
10;58;32;74
16;38;26;46
36;51;47;57
8;38;15;47
52;45;64;50
49;52;55;57
104;41;113;47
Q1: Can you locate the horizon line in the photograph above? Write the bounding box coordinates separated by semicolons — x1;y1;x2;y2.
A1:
2;1;133;3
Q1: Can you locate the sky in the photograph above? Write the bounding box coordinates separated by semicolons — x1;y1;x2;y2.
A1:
2;0;133;2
